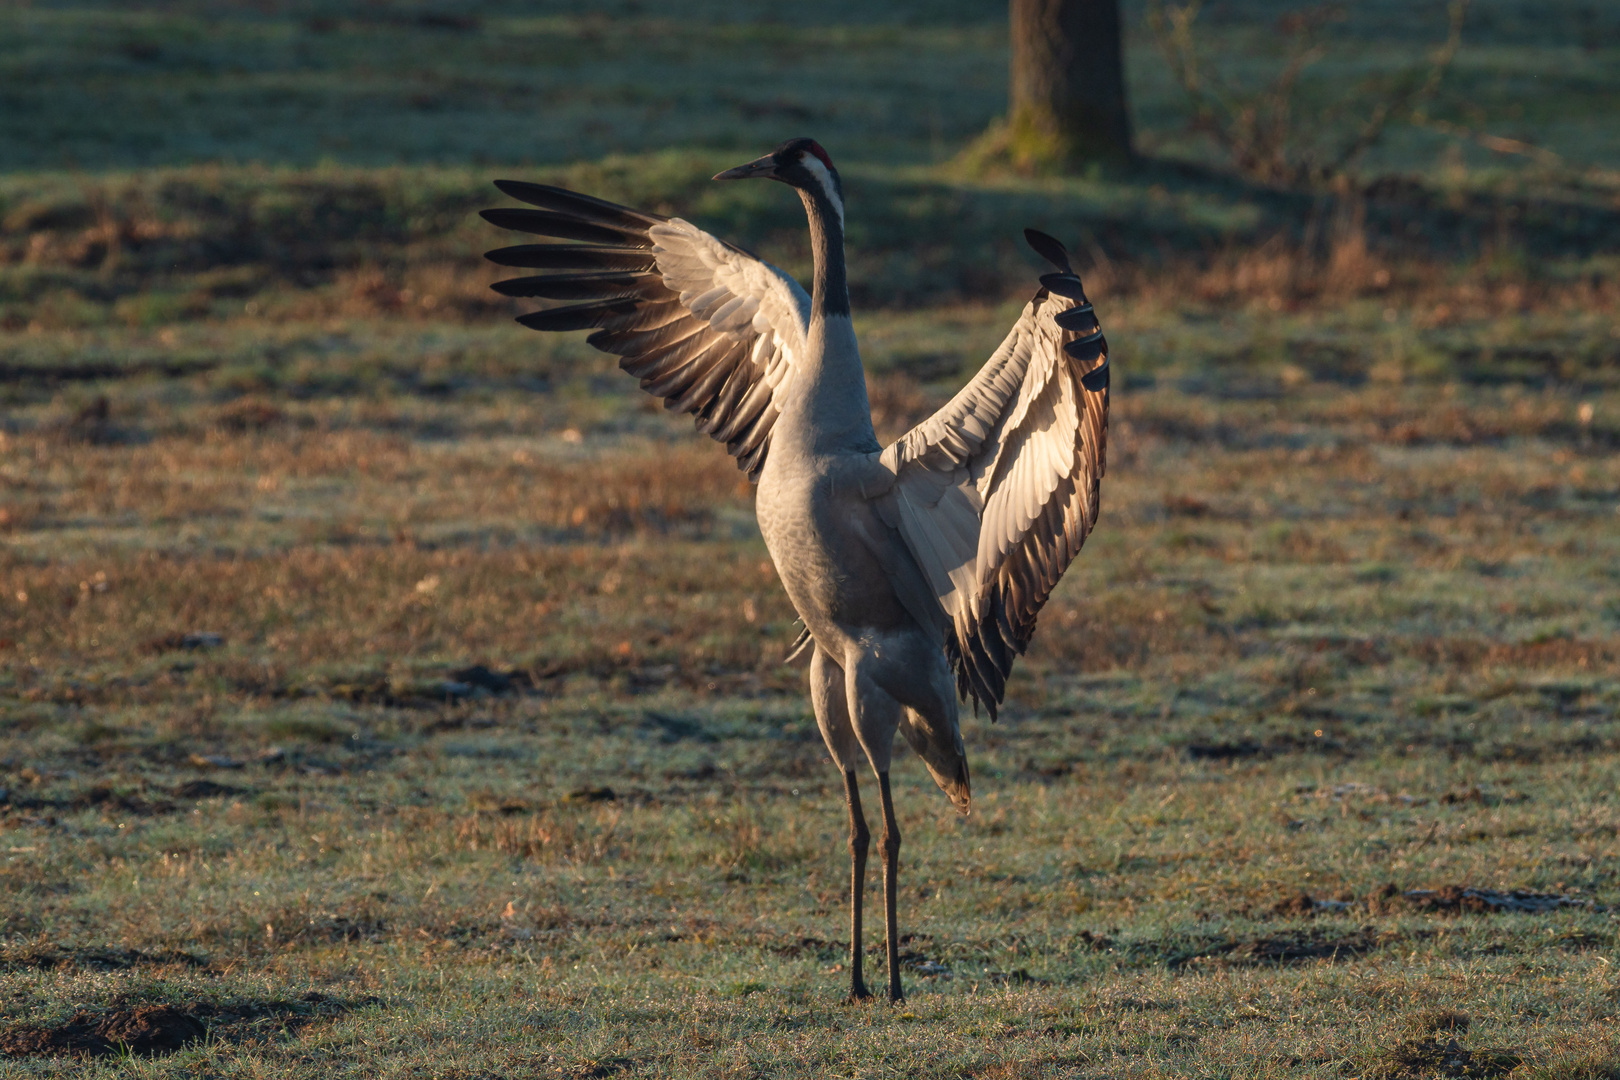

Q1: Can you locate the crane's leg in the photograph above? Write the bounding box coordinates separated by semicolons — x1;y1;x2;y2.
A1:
810;647;870;1002
841;769;872;1001
876;770;904;1003
842;648;906;1003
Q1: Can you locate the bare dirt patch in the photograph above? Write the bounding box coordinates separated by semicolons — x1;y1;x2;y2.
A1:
0;1005;204;1058
0;993;380;1059
1390;886;1590;916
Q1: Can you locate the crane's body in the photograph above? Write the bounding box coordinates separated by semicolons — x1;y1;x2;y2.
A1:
755;316;896;645
482;138;1110;1002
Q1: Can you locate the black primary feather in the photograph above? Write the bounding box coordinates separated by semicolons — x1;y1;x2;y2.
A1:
484;244;658;271
492;180;666;230
515;297;643;333
1039;273;1088;300
1053;305;1098;331
490;272;663;300
1023;228;1072;273
1064;333;1106;364
479;208;651;247
1080;360;1110;393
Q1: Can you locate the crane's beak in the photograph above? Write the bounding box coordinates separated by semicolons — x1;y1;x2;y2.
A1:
713;154;779;181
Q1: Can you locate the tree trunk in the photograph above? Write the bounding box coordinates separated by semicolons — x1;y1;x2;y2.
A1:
1009;0;1132;164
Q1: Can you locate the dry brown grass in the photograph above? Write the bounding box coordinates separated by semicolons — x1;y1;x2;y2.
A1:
290;262;511;324
1046;224;1620;326
6;362;1615;698
6;422;748;540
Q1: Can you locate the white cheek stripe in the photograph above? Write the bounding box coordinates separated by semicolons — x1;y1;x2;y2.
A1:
800;156;844;228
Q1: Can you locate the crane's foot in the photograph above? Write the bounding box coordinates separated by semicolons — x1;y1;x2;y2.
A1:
845;984;874;1004
886;985;905;1004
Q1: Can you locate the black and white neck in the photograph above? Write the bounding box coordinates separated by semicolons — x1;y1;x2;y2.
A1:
792;155;849;320
712;137;851;322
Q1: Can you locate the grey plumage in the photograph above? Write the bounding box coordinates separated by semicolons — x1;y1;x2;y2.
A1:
483;138;1111;1003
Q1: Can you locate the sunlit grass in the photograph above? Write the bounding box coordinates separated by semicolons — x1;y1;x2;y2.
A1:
3;307;1618;1072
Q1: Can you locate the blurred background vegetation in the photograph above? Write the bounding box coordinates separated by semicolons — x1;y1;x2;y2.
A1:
2;0;1615;171
1;0;1616;340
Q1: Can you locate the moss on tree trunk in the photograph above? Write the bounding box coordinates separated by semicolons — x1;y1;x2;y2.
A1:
966;0;1133;173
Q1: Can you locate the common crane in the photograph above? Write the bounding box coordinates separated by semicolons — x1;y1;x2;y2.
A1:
482;138;1110;1002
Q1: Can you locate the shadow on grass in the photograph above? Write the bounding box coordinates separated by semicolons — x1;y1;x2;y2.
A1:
1353;1011;1523;1080
1161;928;1395;970
0;947;212;974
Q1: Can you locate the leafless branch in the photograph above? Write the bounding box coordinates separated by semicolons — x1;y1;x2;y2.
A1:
1146;0;1471;188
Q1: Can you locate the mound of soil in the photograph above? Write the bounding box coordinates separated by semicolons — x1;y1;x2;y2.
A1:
0;993;378;1059
1395;885;1582;915
1269;884;1588;917
0;1005;204;1058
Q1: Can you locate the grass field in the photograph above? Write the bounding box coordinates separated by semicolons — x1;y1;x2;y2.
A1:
4;1;1620;1077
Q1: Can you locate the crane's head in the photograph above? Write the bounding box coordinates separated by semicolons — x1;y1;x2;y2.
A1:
715;138;843;223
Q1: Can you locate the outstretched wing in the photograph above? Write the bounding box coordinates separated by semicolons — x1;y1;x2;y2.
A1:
877;230;1110;719
482;180;809;481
